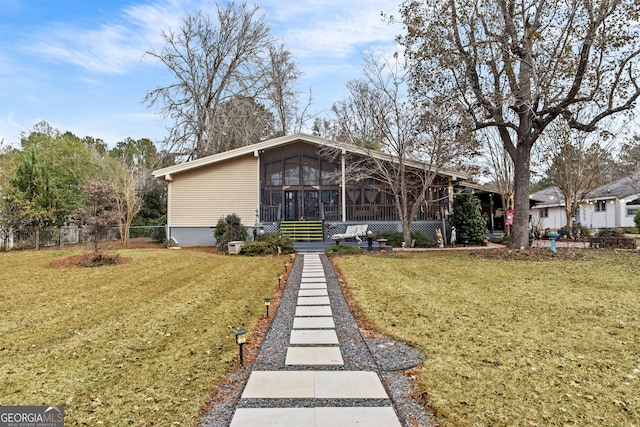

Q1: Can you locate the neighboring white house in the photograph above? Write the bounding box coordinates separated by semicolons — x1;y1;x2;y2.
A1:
530;172;640;232
582;172;640;229
529;186;568;231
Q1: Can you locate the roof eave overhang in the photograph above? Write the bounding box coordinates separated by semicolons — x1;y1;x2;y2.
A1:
152;133;470;182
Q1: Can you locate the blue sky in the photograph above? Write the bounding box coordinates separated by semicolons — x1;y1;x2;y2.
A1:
0;0;401;148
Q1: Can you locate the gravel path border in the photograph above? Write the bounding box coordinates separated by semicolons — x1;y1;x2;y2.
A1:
199;254;436;427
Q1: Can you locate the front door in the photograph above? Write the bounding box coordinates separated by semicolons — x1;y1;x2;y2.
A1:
284;189;320;220
303;190;319;220
284;190;298;220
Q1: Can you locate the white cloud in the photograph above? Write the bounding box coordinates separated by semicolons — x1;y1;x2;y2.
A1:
0;112;28;146
20;0;400;75
265;0;400;59
23;0;196;74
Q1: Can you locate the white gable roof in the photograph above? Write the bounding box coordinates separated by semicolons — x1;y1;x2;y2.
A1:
530;186;566;208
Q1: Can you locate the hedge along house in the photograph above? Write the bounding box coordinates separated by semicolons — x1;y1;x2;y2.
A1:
153;133;469;246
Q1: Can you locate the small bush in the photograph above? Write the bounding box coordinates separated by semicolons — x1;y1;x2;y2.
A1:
148;217;167;242
371;230;435;247
213;217;227;242
214;214;249;253
635;210;640;233
240;241;274;256
262;232;294;254
596;228;624;238
240;233;294;256
411;231;436;247
325;244;364;257
575;223;591;238
374;230;403;247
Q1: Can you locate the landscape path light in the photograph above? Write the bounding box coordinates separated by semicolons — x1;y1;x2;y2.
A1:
233;326;248;365
264;295;272;317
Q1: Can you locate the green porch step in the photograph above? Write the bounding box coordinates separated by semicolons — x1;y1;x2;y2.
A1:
280;221;324;242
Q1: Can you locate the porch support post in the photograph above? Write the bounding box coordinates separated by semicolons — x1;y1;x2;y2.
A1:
448;178;454;216
341;149;347;222
166;182;172;243
255;151;261;222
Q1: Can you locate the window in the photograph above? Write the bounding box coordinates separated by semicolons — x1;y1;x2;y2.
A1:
302;156;319;185
595;200;607;212
284;159;299;185
628;208;639;216
540;207;549;218
321;160;339;185
322;190;339;206
265;162;282;186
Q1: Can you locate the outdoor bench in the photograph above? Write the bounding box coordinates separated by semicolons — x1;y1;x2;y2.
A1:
331;224;369;245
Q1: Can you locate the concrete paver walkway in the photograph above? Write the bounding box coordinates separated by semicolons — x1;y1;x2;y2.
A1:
229;253;402;427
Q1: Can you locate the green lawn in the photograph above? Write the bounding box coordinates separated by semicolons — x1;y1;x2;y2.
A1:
333;251;640;426
0;248;283;426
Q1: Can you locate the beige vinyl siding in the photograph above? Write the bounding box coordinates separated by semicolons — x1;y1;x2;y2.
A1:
169;154;258;227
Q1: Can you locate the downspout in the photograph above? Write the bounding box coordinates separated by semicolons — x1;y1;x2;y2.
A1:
341;149;347;222
164;173;172;244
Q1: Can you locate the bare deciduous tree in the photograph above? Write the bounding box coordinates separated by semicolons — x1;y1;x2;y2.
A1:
265;44;304;137
110;161;142;248
78;179;122;254
617;134;640;178
331;52;477;245
312;118;337;140
399;0;640;248
213;95;275;151
144;3;300;159
541;123;614;236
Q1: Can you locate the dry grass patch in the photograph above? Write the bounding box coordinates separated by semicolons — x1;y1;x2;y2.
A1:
0;248;284;426
333;250;640;426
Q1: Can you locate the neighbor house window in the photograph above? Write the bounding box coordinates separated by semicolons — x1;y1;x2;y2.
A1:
595;201;607;212
540;208;549;218
628;208;638;216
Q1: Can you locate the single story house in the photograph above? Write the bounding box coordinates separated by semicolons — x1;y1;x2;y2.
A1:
582;172;640;229
529;186;568;231
530;172;640;232
152;133;469;246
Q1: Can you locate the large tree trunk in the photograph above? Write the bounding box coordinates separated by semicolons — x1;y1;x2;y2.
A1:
565;205;575;238
402;218;412;248
510;144;532;249
394;192;413;247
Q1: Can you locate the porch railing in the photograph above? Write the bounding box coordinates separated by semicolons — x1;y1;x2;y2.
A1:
260;202;448;223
